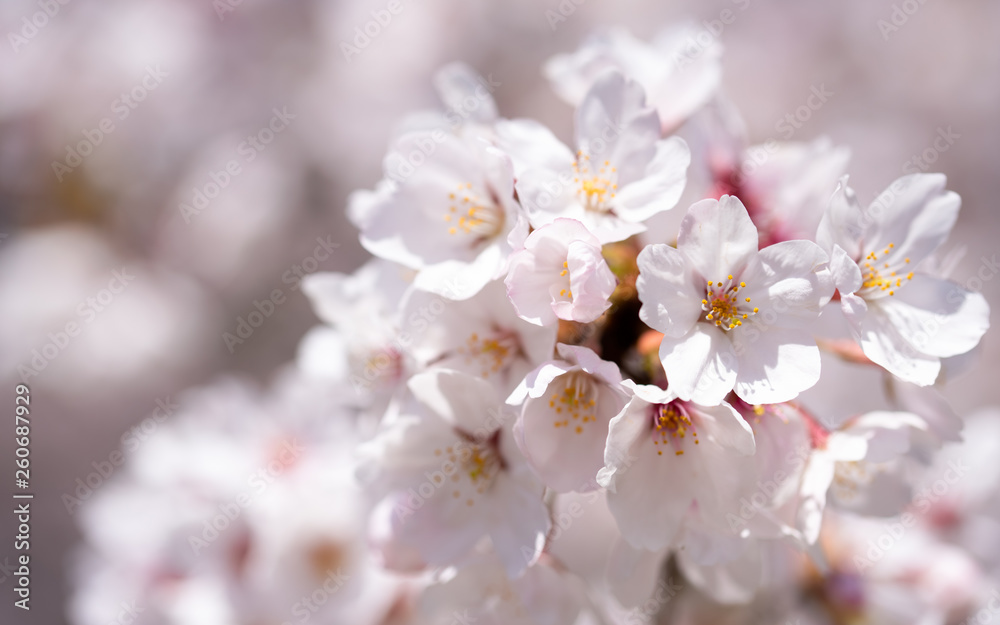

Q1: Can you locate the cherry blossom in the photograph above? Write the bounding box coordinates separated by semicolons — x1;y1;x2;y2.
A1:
817;174;991;385
505;218;617;326
637;195;833;405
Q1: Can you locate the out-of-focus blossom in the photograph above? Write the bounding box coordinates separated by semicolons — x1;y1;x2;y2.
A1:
358;369;549;578
545;25;722;133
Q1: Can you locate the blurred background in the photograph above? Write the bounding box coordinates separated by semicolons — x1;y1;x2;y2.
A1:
0;0;997;623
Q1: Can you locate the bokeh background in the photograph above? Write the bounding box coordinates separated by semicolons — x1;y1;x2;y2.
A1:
0;0;998;623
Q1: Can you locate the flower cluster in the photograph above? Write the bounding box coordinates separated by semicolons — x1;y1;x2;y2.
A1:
71;24;995;625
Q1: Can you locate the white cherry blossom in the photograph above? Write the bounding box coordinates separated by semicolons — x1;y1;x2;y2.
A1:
817;174;990;385
498;70;690;244
544;25;721;133
637;195;833;405
357;369;549;578
598;381;756;553
508;344;629;493
400;280;557;397
361;131;528;300
505;218;617;326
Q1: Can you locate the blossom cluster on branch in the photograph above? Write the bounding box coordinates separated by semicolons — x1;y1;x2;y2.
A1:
71;24;995;625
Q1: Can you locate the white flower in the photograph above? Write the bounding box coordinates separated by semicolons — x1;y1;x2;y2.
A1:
505;218;617;326
817;174;990;385
498;70;691;244
544;25;721;133
298;260;412;400
719;137;850;247
358;369;549;578
508;344;629;493
796;411;927;544
360;131;528;300
637;195;832;405
399;280;556;397
597;381;756;552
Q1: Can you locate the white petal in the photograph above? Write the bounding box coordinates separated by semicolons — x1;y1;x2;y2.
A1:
855;303;942;385
878;274;990;358
516;376;626;493
408;369;503;434
485;474;549;578
738;239;832;329
604;435;691;552
636;243;702;338
829;244;863;294
495;118;575;177
574;70;660;183
691;402;755;455
866;173;960;267
433;62;497;124
816;176;865;259
612;136;691;222
659;324;738;406
732;327;821;404
607;539;667;608
677;195;759;282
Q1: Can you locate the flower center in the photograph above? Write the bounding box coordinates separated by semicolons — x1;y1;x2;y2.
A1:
433;430;504;507
550;371;598;434
702;275;757;331
444;182;504;239
832;460;879;503
459;330;520;378
859;243;913;297
573;152;618;213
651;402;698;456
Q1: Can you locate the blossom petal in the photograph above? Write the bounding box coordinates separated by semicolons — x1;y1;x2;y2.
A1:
692;402;755;456
732;327;821;404
878;274;990;358
613;136;691;222
408;369;502;434
677;195;759;282
636;243;702;338
659;324;737;406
